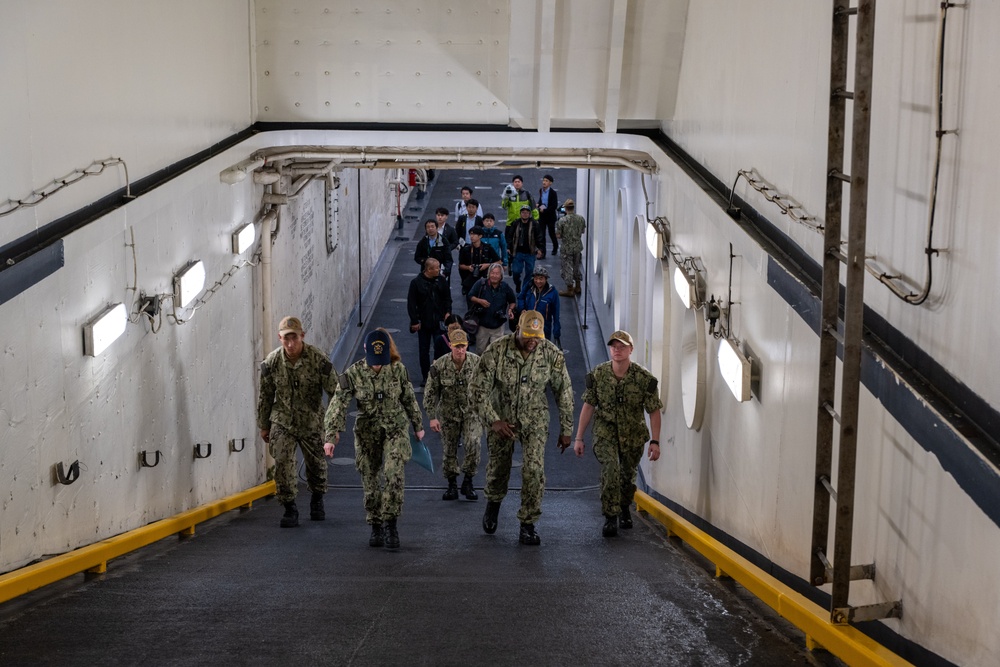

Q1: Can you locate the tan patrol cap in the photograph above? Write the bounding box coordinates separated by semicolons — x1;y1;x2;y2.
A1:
449;329;469;347
518;310;545;339
279;316;304;335
607;330;634;347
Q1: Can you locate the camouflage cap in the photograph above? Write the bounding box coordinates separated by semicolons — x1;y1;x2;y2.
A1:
518;310;545;339
532;266;549;278
520;203;532;212
278;316;304;335
365;329;391;365
607;330;634;347
448;329;469;347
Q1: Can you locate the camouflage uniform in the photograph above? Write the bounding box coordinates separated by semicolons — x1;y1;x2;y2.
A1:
582;361;663;516
469;335;574;524
256;344;339;504
423;352;483;479
324;360;423;525
555;213;587;287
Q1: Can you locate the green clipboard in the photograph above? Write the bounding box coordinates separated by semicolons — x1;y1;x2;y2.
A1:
411;434;435;473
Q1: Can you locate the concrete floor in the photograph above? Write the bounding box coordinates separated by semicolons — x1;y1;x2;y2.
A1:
0;168;842;666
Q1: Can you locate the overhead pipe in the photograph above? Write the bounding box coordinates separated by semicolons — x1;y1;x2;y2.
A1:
246;149;656;174
219;157;266;184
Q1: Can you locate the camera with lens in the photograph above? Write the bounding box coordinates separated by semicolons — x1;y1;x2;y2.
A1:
503;184;517;199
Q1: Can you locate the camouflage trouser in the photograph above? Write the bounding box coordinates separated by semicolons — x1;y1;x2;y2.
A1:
593;438;644;516
560;251;583;286
355;424;412;524
440;417;483;479
268;424;327;504
485;426;547;524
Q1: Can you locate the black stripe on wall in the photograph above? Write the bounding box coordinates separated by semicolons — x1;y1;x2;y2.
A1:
0;240;63;307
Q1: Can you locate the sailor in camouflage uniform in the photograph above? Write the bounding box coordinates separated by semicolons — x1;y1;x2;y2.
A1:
469;310;574;545
574;330;663;537
257;316;339;528
324;329;424;550
555;198;587;297
423;328;483;501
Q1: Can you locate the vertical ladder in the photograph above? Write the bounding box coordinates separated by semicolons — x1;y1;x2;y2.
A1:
809;0;901;625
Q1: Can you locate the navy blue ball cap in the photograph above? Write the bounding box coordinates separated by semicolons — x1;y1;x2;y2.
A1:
365;330;391;365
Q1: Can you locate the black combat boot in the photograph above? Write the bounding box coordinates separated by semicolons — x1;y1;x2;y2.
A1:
384;518;400;550
369;522;384;547
482;501;501;534
280;502;299;528
518;522;541;546
310;492;325;521
442;476;459;500
619;505;633;529
460;474;478;500
603;515;619;537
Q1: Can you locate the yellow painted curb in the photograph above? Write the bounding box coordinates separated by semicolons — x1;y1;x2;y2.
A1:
634;490;913;667
0;481;275;605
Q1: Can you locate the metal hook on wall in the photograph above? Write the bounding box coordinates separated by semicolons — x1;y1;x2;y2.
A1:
139;451;162;468
194;443;212;459
55;460;80;485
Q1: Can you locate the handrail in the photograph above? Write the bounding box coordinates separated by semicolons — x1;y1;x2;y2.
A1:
634;490;912;667
0;481;275;604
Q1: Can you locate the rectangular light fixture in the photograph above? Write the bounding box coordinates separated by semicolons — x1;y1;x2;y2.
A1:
83;303;128;356
174;260;206;308
673;266;695;309
718;337;752;402
232;222;256;254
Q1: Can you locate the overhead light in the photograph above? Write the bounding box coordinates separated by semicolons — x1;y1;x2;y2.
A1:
673;266;695;309
174;260;206;308
83;303;128;356
718;338;752;402
232;222;256;254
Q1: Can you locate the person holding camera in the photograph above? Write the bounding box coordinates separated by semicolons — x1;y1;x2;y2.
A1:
458;226;500;296
467;262;517;352
500;175;537;229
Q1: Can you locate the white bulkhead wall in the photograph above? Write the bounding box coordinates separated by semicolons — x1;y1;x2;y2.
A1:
2;1;999;664
0;3;400;572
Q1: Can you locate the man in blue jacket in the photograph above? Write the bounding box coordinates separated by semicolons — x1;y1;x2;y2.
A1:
517;266;561;347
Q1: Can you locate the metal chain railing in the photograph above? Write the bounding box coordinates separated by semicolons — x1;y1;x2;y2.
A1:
1;158;132;217
167;247;262;325
728;168;824;233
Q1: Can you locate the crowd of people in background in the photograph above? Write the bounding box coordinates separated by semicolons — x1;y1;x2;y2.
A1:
256;173;663;551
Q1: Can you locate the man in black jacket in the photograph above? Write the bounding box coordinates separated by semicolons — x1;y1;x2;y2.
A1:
537;174;559;258
407;258;453;386
505;204;545;293
414;219;454;281
458;226;500;296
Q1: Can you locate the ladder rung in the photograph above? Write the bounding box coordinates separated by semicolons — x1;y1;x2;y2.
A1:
816;560;877;585
823;324;845;345
833;88;854;100
827;247;848;263
835;6;859;17
834;600;902;624
821;401;841;424
819;474;838;501
829;170;851;183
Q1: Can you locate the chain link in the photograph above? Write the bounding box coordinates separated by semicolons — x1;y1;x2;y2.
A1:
1;158;131;218
736;168;823;233
168;246;262;325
